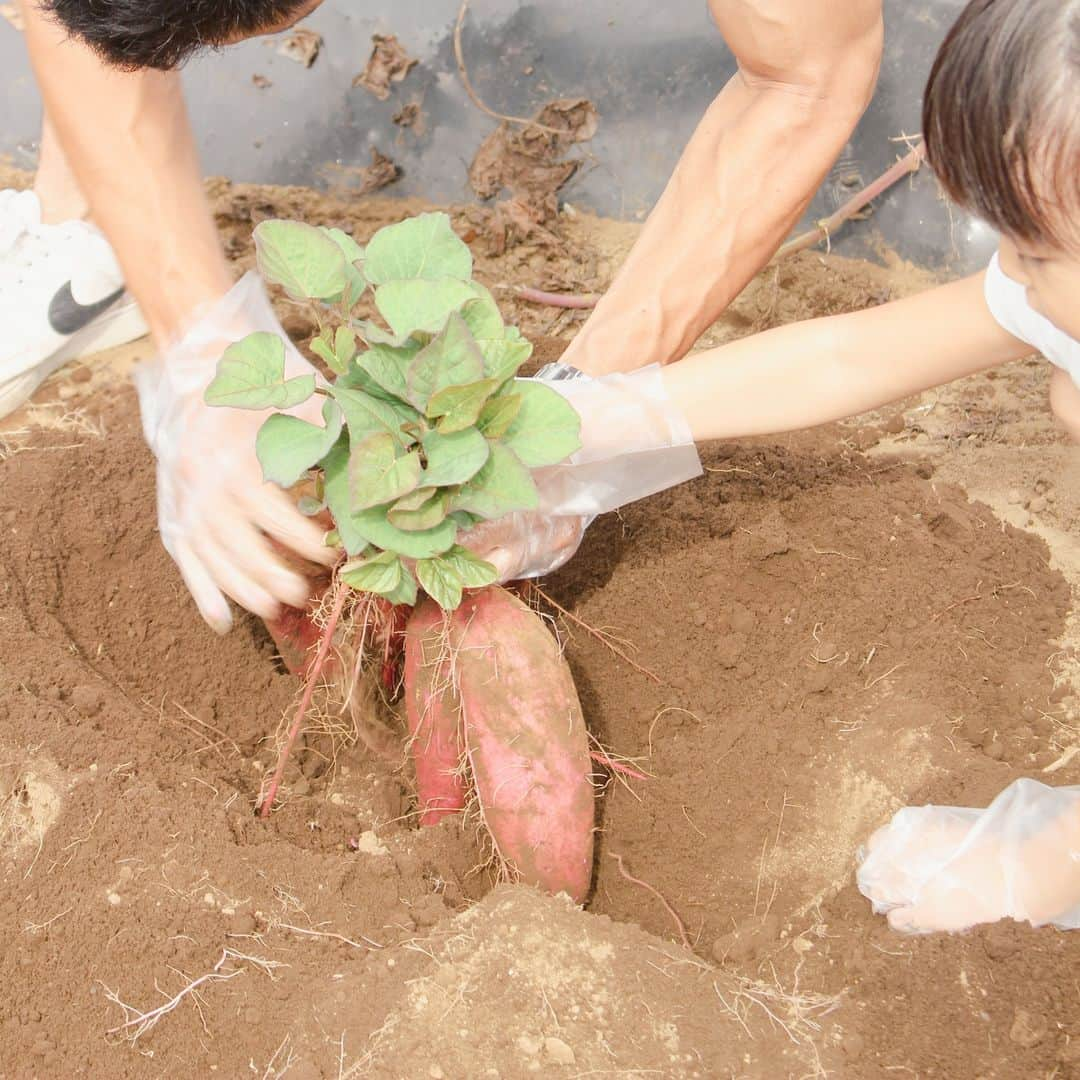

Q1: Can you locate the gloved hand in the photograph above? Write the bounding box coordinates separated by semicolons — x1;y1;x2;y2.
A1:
461;364;702;581
134;273;337;633
857;778;1080;933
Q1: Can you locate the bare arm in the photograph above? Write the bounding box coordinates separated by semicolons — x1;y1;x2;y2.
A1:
20;0;233;345
663;273;1033;441
561;0;884;376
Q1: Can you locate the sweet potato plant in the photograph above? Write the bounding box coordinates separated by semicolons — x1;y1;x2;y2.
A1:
205;213;595;900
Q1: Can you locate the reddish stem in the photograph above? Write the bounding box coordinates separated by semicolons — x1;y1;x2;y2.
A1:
775;143;926;260
514;285;600;310
589;750;648;781
259;586;349;818
609;851;691;950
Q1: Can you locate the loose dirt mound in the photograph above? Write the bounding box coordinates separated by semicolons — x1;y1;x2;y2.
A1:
2;180;1079;1077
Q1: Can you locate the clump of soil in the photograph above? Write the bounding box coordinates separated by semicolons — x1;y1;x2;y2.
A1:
467;98;599;253
353;33;418;100
1;175;1078;1077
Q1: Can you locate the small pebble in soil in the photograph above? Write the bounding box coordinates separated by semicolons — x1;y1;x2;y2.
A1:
71;684;103;717
842;1033;865;1059
1009;1008;1048;1048
983;739;1005;760
544;1037;576;1066
1028;495;1048;513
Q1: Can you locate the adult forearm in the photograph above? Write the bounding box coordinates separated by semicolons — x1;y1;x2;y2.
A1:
561;74;868;376
20;0;232;346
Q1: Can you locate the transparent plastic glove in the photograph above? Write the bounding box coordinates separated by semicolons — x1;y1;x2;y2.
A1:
857;779;1080;933
134;273;337;633
462;364;702;580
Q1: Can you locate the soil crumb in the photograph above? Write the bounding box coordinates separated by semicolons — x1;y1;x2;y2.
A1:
353;33;418;100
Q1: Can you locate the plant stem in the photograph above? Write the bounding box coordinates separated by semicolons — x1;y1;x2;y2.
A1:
773;142;926;261
514;285;600;310
259;585;349;819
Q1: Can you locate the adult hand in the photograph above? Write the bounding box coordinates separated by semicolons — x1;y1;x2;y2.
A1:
134;273;337;633
462;364;701;581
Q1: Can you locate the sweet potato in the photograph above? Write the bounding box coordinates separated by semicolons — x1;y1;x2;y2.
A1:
265;602;325;678
453;586;594;902
404;598;468;825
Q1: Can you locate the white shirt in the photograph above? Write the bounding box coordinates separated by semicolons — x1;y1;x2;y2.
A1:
984;252;1080;386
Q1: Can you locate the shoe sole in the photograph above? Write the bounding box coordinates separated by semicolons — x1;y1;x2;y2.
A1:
0;298;148;420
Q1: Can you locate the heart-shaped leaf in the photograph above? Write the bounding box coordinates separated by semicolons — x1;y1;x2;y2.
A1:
340;549;402;595
428;378;500;433
388;488;449;532
441;545;499;589
349;432;423;511
254;220;348;301
478;338;533;384
415;556;464;612
359;340;418;403
459;285;503;339
421;427;490;487
453;442;539;518
255;398;343;487
384;565;420;606
502;381;582;467
332;385;412;446
477;393;522;438
322;226;367;307
406;313;485;411
350;503;458;560
375;278;478;339
364;212;473;284
205;332;316;409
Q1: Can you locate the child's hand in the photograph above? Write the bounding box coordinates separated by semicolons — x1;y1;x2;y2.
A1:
857;779;1080;933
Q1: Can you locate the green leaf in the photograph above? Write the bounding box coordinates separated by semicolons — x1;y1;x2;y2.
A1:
478;338;533;384
204;332;316;409
405;313;485;412
450;511;481;528
322;443;370;555
350;503;458;560
415;557;464;612
322;227;367;307
428;378;501;433
335;327;358;368
385;564;419;606
310;335;340;373
502;381;582;467
340;550;402;596
375;278;478;339
388;489;449;532
421;427;490;487
364;212;473;285
331;385;410;445
459;285;504;339
256;398;343;488
254;220;348;301
477;393;522;438
359;321;414;348
504;325;526;342
441;545;500;589
453;443;539;518
348;432;423;511
359;341;418;403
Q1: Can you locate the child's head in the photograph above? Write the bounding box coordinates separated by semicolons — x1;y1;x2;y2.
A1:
923;0;1080;340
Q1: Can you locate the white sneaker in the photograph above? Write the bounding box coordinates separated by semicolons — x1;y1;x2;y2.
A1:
0;189;148;419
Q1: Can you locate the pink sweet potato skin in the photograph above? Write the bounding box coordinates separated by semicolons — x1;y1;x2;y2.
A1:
265;603;326;678
404;598;468;826
454;586;594;902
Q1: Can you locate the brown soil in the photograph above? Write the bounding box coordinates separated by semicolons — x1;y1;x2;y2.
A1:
2;171;1079;1078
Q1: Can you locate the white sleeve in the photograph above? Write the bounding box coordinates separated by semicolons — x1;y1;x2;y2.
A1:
984;253;1080;381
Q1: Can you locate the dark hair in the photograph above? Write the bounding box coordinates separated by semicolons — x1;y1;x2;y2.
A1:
44;0;313;70
924;0;1080;251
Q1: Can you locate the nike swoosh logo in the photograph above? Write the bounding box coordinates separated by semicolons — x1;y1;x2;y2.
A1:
47;281;125;336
